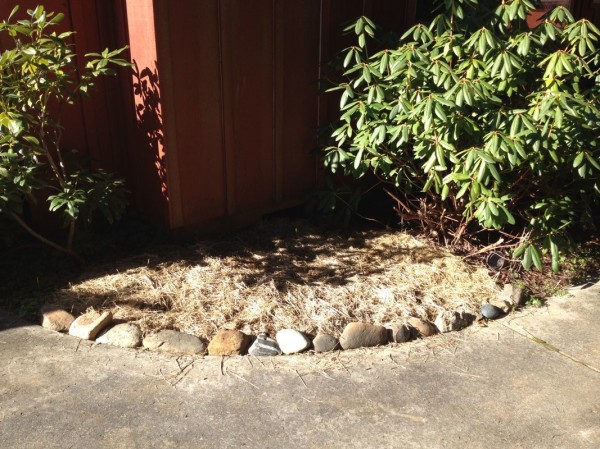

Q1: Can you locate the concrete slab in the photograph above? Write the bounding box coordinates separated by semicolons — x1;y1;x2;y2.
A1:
1;284;599;449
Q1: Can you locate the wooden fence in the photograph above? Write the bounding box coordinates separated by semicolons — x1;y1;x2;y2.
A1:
3;1;598;231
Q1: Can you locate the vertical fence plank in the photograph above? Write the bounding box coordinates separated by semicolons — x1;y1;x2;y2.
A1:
160;1;227;225
221;0;276;214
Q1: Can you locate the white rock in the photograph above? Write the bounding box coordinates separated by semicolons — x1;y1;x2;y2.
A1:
275;329;310;355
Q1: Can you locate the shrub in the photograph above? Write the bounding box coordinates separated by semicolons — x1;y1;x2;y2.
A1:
0;6;130;258
324;0;600;271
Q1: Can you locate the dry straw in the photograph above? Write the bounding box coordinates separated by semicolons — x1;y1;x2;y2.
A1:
50;220;499;340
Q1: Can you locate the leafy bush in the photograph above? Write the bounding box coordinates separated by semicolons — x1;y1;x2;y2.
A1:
324;0;600;271
0;6;130;258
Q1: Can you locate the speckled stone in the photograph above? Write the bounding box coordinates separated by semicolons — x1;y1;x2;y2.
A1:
207;329;250;356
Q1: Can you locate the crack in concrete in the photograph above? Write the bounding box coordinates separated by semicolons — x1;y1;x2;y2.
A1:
501;322;600;375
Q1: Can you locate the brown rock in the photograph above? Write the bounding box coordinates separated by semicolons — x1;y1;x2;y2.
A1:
69;310;113;340
207;329;249;356
40;305;75;333
339;322;387;350
408;317;437;338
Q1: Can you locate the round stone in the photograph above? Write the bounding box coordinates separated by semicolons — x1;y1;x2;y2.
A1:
407;317;438;338
208;329;250;356
143;330;206;355
312;334;340;353
340;322;387;350
276;329;311;355
40;305;75;333
247;335;281;356
389;324;411;343
96;323;143;348
481;304;503;320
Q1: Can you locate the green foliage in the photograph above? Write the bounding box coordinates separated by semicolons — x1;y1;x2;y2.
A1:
324;0;600;271
0;5;130;256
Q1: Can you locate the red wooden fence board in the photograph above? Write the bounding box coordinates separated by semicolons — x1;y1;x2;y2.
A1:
160;1;227;225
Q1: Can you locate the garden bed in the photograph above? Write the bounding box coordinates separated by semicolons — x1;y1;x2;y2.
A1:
45;219;499;341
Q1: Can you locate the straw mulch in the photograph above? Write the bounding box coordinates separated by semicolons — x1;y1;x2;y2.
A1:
49;220;500;340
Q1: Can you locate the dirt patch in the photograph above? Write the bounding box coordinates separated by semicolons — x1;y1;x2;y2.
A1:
48;219;499;340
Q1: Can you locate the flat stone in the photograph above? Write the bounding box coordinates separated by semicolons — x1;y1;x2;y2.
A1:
481;304;503;320
207;329;250;356
276;329;311;354
143;330;206;355
69;310;113;340
408;317;438;338
312;334;339;353
247;335;281;356
434;311;471;333
389;324;411;343
340;322;387;350
96;323;142;348
40;305;75;333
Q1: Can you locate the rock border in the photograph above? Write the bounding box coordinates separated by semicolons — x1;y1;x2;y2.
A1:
40;283;527;357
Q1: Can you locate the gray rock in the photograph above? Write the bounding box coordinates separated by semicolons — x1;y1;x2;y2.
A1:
40;305;75;333
481;304;503;320
434;311;471;333
388;324;411;343
312;334;339;353
69;310;113;340
340;323;387;350
96;323;143;348
276;329;311;354
408;317;438;338
247;335;281;356
143;330;206;355
207;329;250;356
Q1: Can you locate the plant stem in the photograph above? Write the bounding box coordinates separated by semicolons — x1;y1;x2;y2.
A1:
8;211;84;263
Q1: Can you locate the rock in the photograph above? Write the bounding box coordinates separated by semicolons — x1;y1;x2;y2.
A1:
388;324;411;343
143;330;206;355
96;323;143;348
407;317;438;338
502;283;527;308
434;311;471;333
207;329;250;356
339;322;387;350
481;304;503;320
312;334;340;353
247;335;281;356
276;329;311;355
69;310;113;340
40;305;75;332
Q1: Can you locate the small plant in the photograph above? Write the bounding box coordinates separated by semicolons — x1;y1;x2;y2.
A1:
0;6;130;258
324;0;600;271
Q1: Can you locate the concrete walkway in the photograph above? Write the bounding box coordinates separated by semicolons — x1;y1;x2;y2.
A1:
1;284;599;449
